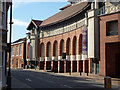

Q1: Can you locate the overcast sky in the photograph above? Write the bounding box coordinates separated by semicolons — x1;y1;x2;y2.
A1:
7;1;69;42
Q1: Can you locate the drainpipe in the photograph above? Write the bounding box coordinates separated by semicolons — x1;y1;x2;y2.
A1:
7;2;13;89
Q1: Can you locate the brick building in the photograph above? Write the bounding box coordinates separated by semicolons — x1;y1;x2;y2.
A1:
99;2;120;78
26;1;120;77
11;38;26;69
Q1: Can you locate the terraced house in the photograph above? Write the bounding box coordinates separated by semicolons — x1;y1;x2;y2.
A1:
0;1;11;89
11;38;26;69
26;0;120;78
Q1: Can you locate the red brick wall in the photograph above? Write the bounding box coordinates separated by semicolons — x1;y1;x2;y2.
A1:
11;43;24;69
99;12;120;76
39;27;83;57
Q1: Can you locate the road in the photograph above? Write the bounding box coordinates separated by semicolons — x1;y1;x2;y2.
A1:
11;69;116;89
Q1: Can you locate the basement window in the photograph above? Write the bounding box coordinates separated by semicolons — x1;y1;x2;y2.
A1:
106;20;118;36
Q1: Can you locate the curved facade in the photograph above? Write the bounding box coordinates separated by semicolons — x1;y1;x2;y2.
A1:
26;1;111;76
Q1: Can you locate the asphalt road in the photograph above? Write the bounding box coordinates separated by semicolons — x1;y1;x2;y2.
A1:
11;69;116;90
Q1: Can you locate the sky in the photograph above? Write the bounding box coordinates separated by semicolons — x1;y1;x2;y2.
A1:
7;1;69;42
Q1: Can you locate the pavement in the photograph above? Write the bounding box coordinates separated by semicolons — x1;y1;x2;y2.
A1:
10;69;120;89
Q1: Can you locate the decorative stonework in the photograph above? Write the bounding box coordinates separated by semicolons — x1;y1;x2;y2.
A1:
58;56;62;60
82;55;87;60
45;57;50;61
76;55;82;60
40;18;85;38
70;55;76;61
40;57;45;61
66;55;70;60
105;4;120;14
52;56;56;60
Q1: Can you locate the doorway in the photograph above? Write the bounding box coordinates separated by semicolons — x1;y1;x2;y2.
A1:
92;59;94;74
96;61;99;74
116;54;120;78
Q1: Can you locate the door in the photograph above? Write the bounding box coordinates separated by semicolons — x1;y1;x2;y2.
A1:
116;54;120;78
96;61;99;74
92;59;94;74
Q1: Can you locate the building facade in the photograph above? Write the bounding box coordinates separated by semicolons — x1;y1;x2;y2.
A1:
99;2;120;78
26;20;42;69
0;1;11;89
26;1;120;78
11;38;26;69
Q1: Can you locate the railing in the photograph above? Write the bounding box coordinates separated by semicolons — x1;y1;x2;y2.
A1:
99;4;120;15
41;19;85;38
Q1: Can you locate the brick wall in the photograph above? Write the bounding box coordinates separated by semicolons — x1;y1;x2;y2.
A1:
39;27;83;58
99;12;120;76
11;43;25;69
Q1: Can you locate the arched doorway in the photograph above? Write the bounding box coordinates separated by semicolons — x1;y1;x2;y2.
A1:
53;41;58;58
66;38;71;56
79;34;83;72
46;42;51;70
72;36;77;72
60;39;64;56
47;42;51;58
66;38;71;72
40;43;45;70
41;43;45;57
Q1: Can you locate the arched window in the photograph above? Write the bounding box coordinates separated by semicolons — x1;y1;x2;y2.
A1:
53;41;58;56
60;39;64;56
66;38;71;55
47;42;51;57
79;34;82;55
41;43;45;57
73;36;77;55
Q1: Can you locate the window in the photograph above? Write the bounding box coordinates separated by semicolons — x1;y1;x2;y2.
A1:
16;46;19;56
20;45;22;56
16;59;18;68
12;47;15;57
106;20;118;36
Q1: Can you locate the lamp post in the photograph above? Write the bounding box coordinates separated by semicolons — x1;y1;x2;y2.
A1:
7;2;13;89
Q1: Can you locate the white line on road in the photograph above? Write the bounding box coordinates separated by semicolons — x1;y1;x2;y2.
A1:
63;85;72;88
26;78;32;82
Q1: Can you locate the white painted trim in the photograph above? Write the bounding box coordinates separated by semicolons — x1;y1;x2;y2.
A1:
40;57;45;61
70;55;76;61
82;55;88;60
76;55;82;60
58;56;62;60
52;56;55;60
27;39;30;43
45;57;50;61
11;41;24;45
66;55;70;60
26;59;30;61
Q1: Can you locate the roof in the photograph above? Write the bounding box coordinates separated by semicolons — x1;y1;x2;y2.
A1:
59;4;71;10
27;19;42;30
26;32;31;34
32;20;43;26
12;38;26;44
40;2;89;27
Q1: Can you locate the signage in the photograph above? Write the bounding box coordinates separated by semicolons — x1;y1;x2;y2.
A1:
82;28;87;60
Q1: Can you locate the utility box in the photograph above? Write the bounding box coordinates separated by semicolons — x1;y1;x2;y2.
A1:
104;77;111;88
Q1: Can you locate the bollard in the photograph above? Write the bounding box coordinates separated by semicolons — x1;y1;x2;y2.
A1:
69;68;71;75
104;77;111;88
80;69;82;76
